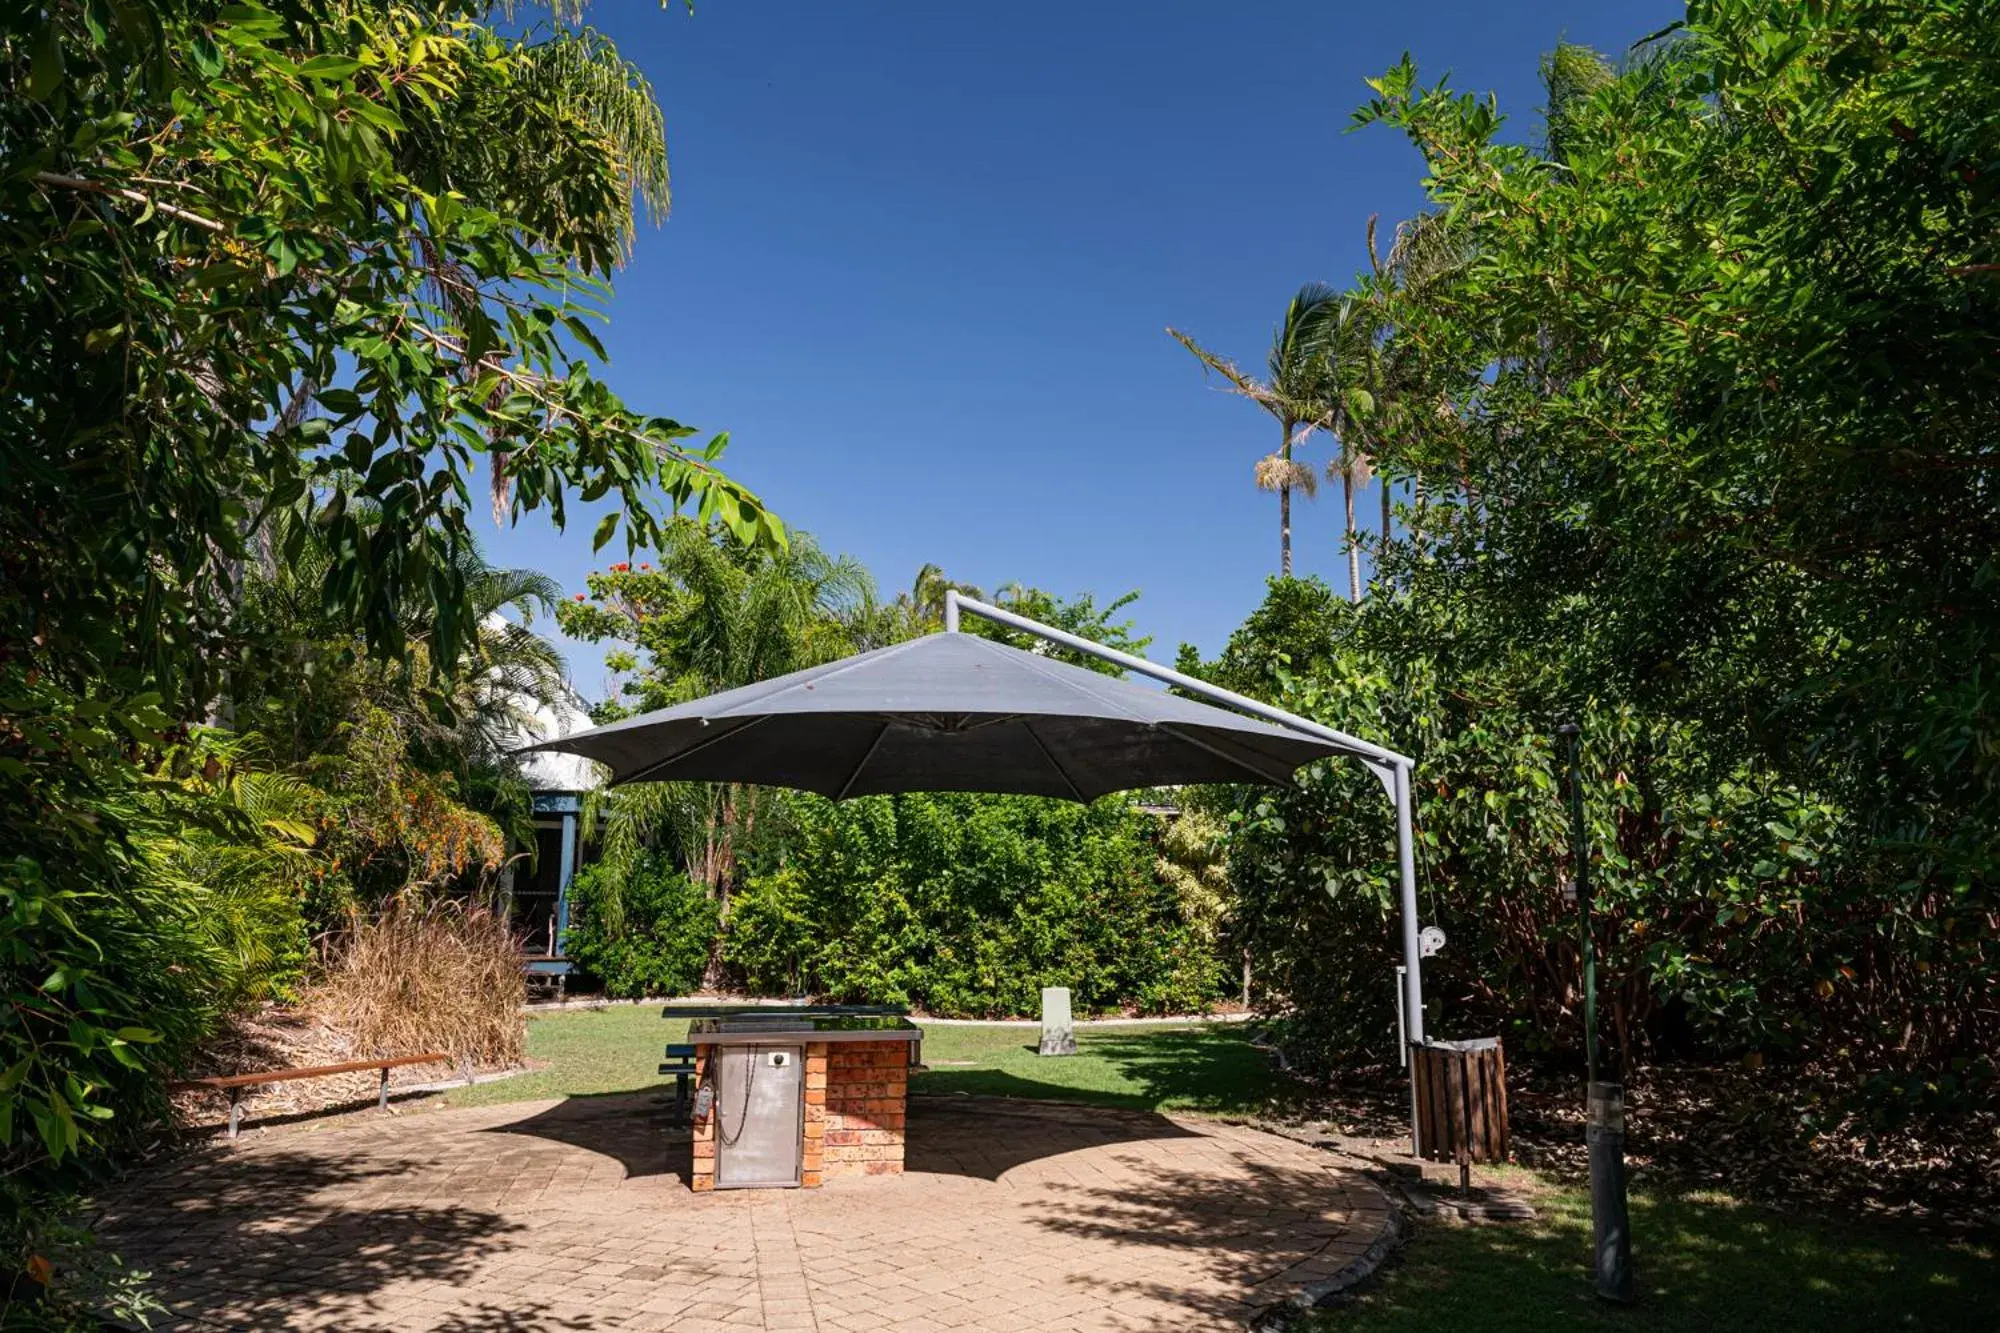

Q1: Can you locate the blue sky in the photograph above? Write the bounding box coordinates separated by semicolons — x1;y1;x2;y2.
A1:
488;0;1678;702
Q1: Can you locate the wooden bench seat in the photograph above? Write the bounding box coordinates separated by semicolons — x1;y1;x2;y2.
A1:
175;1053;454;1139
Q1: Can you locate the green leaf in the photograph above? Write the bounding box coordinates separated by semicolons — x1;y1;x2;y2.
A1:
297;54;363;79
191;31;225;78
27;21;66;102
592;511;620;552
560;314;608;361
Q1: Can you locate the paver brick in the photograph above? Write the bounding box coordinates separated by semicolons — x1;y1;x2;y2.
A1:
96;1091;1392;1331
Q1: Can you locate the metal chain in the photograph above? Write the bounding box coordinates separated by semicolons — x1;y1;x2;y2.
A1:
715;1044;759;1148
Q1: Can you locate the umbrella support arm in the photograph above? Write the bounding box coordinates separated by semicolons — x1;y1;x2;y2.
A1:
944;594;1407;767
943;592;1427;1136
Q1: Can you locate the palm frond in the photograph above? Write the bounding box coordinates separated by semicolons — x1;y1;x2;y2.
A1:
1167;328;1276;409
1254;454;1319;497
1270;281;1344;387
1388;210;1468;295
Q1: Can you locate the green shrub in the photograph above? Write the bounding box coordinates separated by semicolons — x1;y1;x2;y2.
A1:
564;854;719;999
1187;575;1992;1085
726;794;1224;1017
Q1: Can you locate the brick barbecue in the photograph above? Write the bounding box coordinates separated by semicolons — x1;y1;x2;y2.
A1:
687;1014;921;1191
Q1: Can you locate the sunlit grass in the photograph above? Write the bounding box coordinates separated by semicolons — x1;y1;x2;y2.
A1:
1313;1174;1996;1332
448;1004;692;1108
913;1022;1285;1114
446;1007;1280;1114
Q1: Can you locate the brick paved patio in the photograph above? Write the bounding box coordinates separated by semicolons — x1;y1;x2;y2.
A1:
95;1092;1394;1332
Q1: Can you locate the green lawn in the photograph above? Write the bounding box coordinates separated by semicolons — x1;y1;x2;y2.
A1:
449;1008;1994;1330
910;1021;1286;1114
1317;1177;1997;1332
446;1006;1283;1115
446;1004;691;1108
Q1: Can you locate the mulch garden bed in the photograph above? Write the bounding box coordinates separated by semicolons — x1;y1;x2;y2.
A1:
169;1007;479;1134
1280;1054;1999;1235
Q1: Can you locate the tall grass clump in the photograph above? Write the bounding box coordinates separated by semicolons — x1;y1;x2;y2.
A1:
311;899;526;1067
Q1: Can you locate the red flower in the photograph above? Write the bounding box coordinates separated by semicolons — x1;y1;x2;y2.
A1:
574;593;586;601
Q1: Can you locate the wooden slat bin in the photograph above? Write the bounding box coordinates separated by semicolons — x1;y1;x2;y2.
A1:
1411;1037;1508;1182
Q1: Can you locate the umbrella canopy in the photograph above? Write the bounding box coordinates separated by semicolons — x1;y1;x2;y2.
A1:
522;631;1342;801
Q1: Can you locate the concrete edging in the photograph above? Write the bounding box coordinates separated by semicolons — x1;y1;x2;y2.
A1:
1277;1205;1404;1318
525;994;1257;1026
1232;1117;1409;1324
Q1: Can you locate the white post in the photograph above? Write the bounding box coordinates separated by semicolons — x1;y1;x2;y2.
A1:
1396;759;1425;1156
1394;761;1424;1045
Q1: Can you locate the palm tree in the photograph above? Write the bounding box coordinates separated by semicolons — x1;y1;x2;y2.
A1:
241;507;571;765
891;563;985;635
1170;284;1344;576
1330;438;1371;603
582;521;875;981
1324;212;1477;597
1326;290;1390;602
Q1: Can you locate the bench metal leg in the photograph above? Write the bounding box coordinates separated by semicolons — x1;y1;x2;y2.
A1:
674;1072;691;1123
227;1089;242;1140
379;1065;390;1111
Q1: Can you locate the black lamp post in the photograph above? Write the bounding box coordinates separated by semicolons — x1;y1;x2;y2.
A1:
1557;721;1635;1304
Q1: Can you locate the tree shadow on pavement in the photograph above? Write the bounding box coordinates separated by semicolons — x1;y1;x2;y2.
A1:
91;1144;528;1329
1021;1148;1369;1327
481;1088;689;1181
905;1090;1203;1180
429;1301;611;1332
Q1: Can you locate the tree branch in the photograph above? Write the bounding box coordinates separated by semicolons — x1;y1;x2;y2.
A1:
406;324;731;481
33;171;225;234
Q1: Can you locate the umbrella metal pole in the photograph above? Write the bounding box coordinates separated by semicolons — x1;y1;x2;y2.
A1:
943;591;1428;1147
1395;758;1424;1155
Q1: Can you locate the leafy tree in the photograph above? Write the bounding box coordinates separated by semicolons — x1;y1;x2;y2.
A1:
564;853;718;999
1155;807;1239;1002
233;513;568;769
561;521;873;921
965;583;1153;677
0;1;775;1284
1171;284;1344;576
1212;3;2000;1094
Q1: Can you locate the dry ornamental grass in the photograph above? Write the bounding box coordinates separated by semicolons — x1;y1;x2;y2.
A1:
309;898;527;1069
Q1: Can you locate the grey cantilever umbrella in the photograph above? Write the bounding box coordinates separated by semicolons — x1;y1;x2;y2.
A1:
521;630;1342;801
525;592;1431;1149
